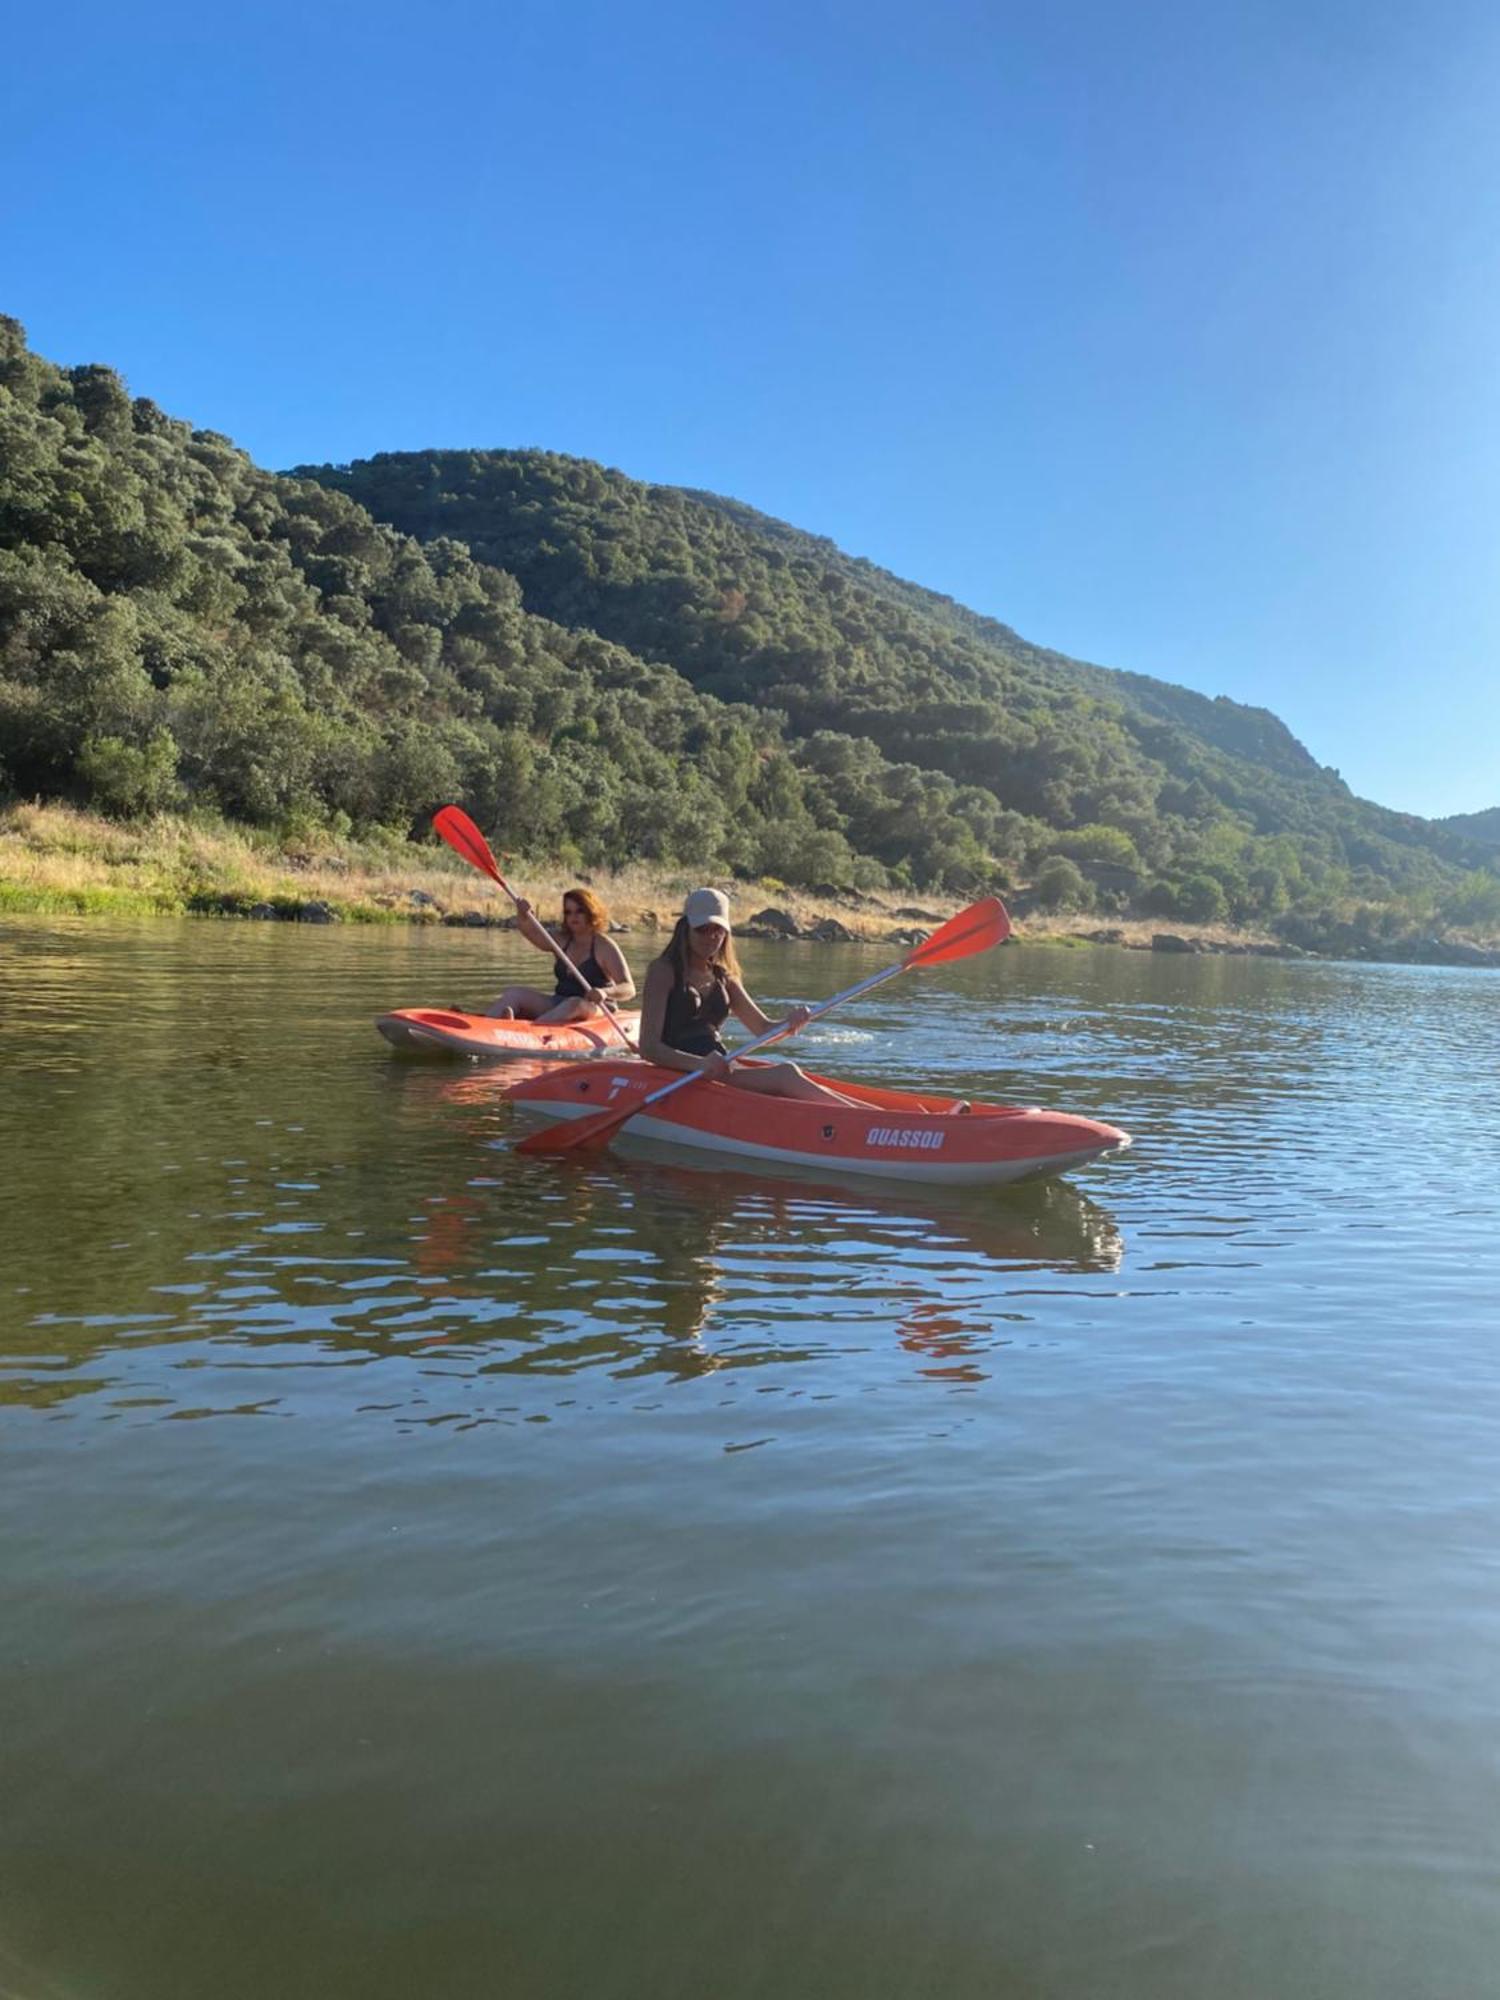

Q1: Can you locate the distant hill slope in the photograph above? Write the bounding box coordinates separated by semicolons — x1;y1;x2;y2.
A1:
304;448;1328;805
1440;808;1500;846
301;448;1495;921
679;485;1329;786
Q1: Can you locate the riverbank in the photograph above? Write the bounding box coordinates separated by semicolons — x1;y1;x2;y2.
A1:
0;802;944;935
0;802;1270;950
0;802;941;939
2;802;1496;965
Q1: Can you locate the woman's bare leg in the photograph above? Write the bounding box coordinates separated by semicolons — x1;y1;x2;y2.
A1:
482;986;553;1020
728;1062;856;1107
535;995;598;1024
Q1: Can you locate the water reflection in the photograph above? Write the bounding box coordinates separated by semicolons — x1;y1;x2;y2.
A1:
8;920;1500;2000
2;1058;1123;1419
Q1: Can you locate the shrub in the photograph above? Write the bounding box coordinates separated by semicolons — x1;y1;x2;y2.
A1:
75;730;180;818
1176;872;1229;923
1034;855;1091;911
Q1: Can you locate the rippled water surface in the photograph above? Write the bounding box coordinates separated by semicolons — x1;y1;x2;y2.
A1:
3;917;1499;1998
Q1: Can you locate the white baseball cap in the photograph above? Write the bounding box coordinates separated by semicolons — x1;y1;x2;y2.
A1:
683;887;732;931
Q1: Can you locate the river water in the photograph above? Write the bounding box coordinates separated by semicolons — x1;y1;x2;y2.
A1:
2;916;1498;1999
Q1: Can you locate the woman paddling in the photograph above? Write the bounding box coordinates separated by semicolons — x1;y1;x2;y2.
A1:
639;888;853;1105
485;887;635;1024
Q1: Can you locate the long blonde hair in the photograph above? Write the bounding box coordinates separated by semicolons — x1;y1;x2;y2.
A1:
658;916;741;985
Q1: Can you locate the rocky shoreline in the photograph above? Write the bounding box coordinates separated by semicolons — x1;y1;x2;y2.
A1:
1119;928;1500;968
217;901;1500;969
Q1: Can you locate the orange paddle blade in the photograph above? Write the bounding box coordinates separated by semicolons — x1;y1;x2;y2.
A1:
515;1103;630;1157
433;805;505;888
906;896;1010;966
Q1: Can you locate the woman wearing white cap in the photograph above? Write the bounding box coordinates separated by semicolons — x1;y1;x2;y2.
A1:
639;888;853;1104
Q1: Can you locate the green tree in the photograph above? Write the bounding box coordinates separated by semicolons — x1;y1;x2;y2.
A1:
1034;856;1091;910
1176;873;1229;923
75;729;180;817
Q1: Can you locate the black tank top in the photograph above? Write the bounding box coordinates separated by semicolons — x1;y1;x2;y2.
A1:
553;938;607;1001
662;970;730;1056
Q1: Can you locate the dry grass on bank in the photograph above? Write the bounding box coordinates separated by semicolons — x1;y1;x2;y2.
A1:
0;802;1335;955
0;802;954;939
0;802;438;920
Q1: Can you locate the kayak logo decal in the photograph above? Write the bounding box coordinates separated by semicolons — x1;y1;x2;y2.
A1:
866;1126;946;1151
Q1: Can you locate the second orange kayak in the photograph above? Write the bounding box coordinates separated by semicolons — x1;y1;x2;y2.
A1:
376;1007;641;1060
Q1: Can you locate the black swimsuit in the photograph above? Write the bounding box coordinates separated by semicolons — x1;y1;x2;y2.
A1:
553;939;607;1001
662;970;731;1056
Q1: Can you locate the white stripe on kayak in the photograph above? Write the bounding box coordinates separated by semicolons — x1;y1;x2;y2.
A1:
510;1099;1127;1185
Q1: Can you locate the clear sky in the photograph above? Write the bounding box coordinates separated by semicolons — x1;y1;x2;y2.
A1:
4;0;1497;817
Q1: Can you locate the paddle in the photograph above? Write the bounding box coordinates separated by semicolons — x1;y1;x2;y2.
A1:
515;894;1010;1158
431;805;636;1052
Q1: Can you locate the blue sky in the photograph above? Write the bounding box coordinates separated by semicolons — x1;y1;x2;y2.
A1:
5;0;1497;817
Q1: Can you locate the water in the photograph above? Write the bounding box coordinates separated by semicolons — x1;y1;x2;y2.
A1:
2;916;1499;1999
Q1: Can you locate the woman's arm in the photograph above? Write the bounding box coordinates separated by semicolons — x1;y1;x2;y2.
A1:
639;962;718;1075
726;978;775;1036
591;935;635;1004
511;897;555;954
726;979;811;1039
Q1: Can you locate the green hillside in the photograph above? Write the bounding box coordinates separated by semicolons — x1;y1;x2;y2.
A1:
2;313;1496;940
300;447;1500;931
1440;808;1500;847
0;317;928;885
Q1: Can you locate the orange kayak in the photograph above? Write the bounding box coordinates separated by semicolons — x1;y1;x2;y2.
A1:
507;1060;1130;1186
376;1007;641;1060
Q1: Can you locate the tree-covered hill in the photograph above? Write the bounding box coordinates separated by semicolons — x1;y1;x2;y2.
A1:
2;314;1496;937
300;446;1500;930
0;316;979;886
1440;808;1500;848
678;486;1331;785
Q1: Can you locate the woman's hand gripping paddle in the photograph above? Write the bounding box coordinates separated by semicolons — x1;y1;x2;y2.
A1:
431;805;636;1053
515;895;1010;1158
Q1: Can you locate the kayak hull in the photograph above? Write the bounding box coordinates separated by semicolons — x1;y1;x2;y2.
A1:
507;1061;1130;1186
377;1007;640;1061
